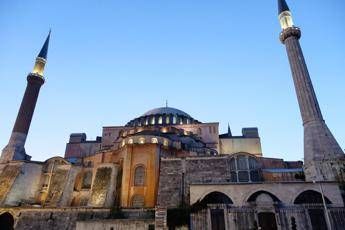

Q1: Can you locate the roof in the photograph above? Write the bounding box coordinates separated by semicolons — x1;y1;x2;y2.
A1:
262;168;303;173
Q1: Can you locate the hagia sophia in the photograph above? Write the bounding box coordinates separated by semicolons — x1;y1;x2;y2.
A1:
0;1;344;230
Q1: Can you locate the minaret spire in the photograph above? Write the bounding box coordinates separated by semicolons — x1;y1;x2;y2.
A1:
1;32;50;163
278;1;344;181
37;30;51;60
32;31;50;77
278;0;290;14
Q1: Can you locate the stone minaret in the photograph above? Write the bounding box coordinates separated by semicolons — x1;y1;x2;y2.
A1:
277;0;344;181
0;32;51;163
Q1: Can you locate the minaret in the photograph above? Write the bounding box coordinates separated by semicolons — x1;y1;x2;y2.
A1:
277;0;344;181
0;32;50;163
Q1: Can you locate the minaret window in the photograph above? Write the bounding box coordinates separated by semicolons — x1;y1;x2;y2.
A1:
134;165;145;186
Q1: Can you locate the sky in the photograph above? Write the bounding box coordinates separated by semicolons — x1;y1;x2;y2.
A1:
0;0;344;162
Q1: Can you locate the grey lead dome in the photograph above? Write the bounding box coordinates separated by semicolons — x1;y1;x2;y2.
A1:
142;107;192;118
126;107;200;127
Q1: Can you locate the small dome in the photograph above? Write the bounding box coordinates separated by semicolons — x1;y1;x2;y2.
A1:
126;107;200;127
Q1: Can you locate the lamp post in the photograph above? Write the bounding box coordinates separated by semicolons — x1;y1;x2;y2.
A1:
312;180;332;230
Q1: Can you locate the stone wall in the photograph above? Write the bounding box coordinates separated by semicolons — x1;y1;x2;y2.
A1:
4;163;42;206
189;183;344;206
90;164;118;207
190;205;345;230
76;219;155;230
158;157;230;207
157;159;183;207
0;208;110;230
0;163;22;204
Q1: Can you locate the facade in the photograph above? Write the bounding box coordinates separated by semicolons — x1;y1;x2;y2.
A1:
0;1;344;230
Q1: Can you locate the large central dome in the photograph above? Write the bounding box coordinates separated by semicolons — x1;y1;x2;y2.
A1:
126;107;200;127
142;107;192;118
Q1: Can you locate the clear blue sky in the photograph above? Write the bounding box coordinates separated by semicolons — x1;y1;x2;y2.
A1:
0;1;344;161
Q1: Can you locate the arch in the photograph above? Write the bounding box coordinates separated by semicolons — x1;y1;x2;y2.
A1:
44;156;70;165
294;190;331;204
247;190;281;203
201;191;233;204
131;194;145;208
0;212;14;230
192;191;233;212
134;165;145;186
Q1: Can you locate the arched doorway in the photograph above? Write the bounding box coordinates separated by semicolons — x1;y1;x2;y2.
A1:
196;192;233;230
0;212;14;230
258;212;277;230
294;190;331;230
247;191;280;230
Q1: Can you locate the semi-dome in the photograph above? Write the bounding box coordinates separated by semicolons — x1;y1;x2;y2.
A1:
126;107;201;127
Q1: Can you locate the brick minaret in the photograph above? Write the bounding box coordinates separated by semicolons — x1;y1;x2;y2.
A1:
0;32;50;163
277;0;344;181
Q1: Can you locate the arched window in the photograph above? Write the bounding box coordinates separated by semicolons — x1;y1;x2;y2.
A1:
172;116;177;124
128;138;134;144
158;116;163;125
151;138;158;144
229;154;261;183
132;195;145;208
166;116;170;124
139;137;145;144
134;165;145;186
150;116;155;125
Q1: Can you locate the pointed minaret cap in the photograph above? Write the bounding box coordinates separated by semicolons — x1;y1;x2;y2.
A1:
37;30;51;60
278;0;290;14
227;123;232;137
